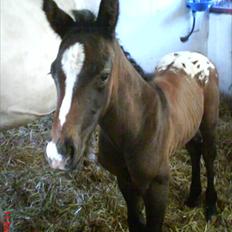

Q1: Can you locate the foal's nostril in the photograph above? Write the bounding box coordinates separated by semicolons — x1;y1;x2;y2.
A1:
56;139;75;159
56;140;66;156
65;143;75;157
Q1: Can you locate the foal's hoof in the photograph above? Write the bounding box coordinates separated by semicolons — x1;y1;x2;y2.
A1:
205;205;217;222
137;223;146;232
129;222;146;232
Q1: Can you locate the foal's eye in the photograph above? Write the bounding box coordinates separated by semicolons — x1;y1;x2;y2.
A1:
100;73;109;82
97;72;110;90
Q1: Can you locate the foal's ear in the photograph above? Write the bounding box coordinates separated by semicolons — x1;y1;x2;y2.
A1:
96;0;119;38
43;0;75;38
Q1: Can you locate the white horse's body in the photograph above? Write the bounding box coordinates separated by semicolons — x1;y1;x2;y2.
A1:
0;0;76;129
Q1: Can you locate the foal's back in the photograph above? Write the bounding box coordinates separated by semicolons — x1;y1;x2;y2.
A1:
153;52;219;153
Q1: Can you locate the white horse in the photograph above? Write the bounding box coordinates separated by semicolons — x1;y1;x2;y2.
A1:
0;0;76;130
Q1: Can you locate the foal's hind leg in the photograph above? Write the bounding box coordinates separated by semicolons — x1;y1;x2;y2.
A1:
200;79;219;221
200;124;218;221
117;176;145;232
185;132;202;207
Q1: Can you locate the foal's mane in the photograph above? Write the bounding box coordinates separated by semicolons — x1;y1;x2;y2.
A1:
120;46;153;81
72;9;153;81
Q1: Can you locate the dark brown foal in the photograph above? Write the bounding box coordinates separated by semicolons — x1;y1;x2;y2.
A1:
43;0;219;231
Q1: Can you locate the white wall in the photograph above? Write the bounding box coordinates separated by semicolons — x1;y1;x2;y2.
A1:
74;0;101;15
117;0;209;72
208;13;232;94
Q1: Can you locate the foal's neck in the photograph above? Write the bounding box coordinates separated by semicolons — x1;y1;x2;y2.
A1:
100;41;166;149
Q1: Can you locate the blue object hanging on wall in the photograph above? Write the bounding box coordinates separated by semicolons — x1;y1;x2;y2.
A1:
180;0;216;42
187;0;215;12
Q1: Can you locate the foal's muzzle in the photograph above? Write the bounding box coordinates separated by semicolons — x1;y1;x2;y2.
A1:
45;139;77;170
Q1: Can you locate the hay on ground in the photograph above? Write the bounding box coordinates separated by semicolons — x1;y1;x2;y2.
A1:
0;101;231;232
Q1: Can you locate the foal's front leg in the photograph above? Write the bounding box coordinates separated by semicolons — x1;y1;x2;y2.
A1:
117;176;145;232
143;175;169;232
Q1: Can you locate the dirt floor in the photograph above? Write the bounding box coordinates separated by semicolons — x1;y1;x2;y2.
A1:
0;100;231;232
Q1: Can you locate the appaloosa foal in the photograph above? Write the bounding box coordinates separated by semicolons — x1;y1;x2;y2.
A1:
43;0;219;231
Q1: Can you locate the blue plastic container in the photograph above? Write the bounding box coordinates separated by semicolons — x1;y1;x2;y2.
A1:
186;0;215;12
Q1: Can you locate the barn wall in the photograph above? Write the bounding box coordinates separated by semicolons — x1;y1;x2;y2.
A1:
116;0;232;95
117;0;209;71
208;13;232;94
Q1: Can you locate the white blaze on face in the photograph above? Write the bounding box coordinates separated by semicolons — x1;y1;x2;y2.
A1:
59;43;85;126
156;51;215;84
46;141;65;170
